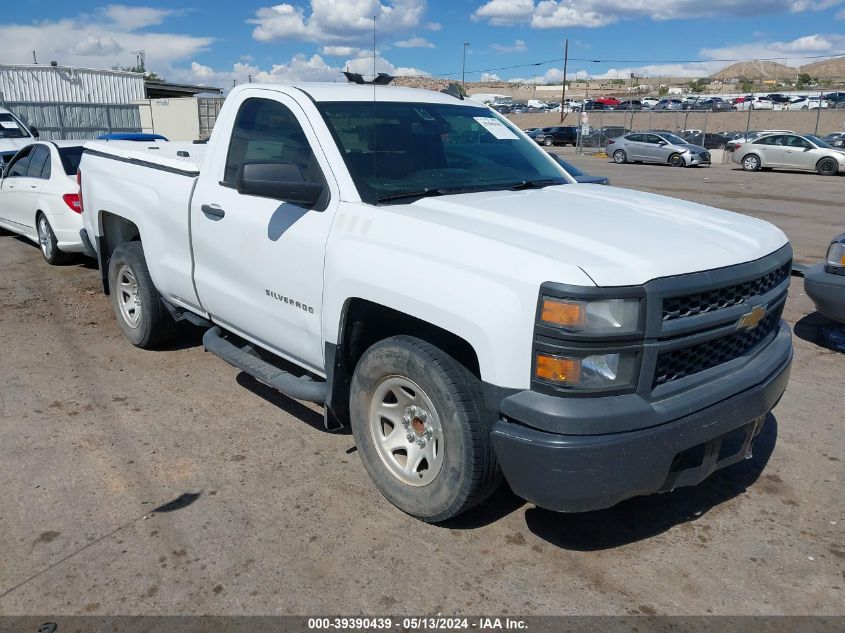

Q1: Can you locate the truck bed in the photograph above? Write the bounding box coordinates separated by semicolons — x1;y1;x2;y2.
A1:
83;140;206;174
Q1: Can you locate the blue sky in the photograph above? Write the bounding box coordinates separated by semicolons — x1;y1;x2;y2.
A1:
2;1;845;88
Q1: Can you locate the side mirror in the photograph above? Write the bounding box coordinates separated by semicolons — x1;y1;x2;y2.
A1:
237;162;324;207
29;126;39;138
658;141;667;146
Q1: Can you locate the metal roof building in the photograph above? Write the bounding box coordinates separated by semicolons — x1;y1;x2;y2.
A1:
0;64;145;104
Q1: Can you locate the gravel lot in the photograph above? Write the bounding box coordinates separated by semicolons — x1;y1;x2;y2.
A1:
0;160;843;616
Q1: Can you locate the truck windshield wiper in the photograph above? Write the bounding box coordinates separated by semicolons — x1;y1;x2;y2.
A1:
508;179;567;190
375;189;444;204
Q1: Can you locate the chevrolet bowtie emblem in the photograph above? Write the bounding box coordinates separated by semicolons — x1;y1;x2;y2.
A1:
738;305;767;330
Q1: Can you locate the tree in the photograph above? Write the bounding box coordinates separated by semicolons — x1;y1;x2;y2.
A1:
737;77;755;93
688;78;708;93
658;86;669;96
796;73;813;88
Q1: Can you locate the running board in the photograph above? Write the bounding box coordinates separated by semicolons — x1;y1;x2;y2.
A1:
202;326;327;404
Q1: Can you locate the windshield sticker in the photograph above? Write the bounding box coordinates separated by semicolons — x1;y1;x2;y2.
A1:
0;121;19;129
473;117;518;140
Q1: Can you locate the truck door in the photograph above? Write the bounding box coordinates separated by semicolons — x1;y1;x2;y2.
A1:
190;94;337;375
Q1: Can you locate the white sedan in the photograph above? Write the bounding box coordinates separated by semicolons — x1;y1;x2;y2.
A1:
785;96;829;110
734;97;775;111
0;141;85;264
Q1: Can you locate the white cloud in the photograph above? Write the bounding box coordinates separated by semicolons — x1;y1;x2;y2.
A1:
320;45;363;56
473;0;845;28
490;39;527;53
250;0;427;44
394;36;435;48
700;33;845;64
100;4;186;31
426;21;442;30
480;72;502;81
67;35;124;56
343;53;428;77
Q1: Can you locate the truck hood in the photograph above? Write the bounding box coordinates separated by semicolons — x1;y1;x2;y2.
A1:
0;138;34;153
392;185;788;287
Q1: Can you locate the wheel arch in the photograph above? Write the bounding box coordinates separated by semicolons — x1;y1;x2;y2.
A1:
324;297;481;427
97;211;141;294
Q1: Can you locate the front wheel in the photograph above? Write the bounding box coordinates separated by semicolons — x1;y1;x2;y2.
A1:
543;137;554;146
817;157;839;176
350;335;500;522
742;154;761;171
108;241;175;348
613;149;627;164
36;214;73;265
669;153;685;167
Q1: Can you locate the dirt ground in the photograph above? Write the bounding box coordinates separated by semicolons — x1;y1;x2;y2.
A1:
0;160;843;616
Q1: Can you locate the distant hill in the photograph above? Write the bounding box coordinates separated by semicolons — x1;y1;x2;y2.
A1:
800;56;845;79
711;60;795;81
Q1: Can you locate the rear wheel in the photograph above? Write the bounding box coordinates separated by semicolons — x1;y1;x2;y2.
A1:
108;241;175;348
36;214;74;265
350;335;500;522
613;149;627;164
742;154;761;171
669;153;685;167
817;157;839;176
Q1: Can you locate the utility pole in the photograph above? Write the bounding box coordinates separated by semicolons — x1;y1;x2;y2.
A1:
462;42;470;88
559;38;568;124
32;50;38;64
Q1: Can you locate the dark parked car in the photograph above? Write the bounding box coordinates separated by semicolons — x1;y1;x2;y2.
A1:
690;98;733;112
582;126;629;148
582;100;607;111
766;94;793;104
551;154;610;185
683;132;733;149
615;100;643;110
822;133;845;148
532;126;578;147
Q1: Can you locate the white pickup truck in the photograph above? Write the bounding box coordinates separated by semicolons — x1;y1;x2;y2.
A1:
0;106;39;165
79;83;794;522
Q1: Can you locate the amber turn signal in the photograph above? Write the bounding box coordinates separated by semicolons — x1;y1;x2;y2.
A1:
540;298;585;327
535;354;581;384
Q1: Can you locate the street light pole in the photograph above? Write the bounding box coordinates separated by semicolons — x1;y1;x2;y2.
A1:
462;42;470;88
559;39;568;124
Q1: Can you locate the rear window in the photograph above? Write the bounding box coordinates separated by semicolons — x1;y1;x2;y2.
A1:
58;146;84;175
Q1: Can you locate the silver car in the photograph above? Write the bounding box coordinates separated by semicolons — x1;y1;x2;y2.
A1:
732;133;845;176
607;131;712;167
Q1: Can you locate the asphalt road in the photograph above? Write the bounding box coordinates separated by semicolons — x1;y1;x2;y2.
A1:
1;162;843;616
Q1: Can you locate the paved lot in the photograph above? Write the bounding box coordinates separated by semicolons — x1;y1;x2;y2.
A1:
1;161;843;616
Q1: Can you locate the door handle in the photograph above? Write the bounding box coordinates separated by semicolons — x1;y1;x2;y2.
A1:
201;204;225;219
30;184;37;189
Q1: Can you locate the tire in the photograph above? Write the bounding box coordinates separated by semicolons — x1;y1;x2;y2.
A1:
36;213;74;265
107;241;175;348
613;149;627;164
669;153;685;167
543;137;554;146
742;154;761;172
350;335;500;522
817;157;839;176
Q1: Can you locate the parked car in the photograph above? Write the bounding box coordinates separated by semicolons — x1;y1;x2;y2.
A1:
822;133;845;149
550;154;610;184
785;97;828;111
732;133;845;176
0;107;39;155
608;131;711;167
77;82;793;521
683;132;733;150
641;97;659;109
734;97;774;111
581;126;628;148
690;98;733;112
0;141;85;264
533;126;578;147
827;95;845;109
725;130;795;152
654;99;683;111
615;100;643;111
582;100;607;111
594;97;620;108
804;234;845;324
766;94;793;105
0;150;16;169
97;133;170;141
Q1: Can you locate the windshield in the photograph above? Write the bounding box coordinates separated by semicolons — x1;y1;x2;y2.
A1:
316;101;566;204
661;133;688;145
805;135;833;149
0;113;29;139
58;146;84;175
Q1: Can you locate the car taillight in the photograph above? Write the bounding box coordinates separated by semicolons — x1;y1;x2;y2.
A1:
607;140;615;145
76;169;84;213
63;193;82;213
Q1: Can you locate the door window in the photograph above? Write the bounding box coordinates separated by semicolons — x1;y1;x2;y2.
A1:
645;135;663;144
223;98;325;190
5;147;33;178
26;145;50;179
785;136;811;149
626;134;643;142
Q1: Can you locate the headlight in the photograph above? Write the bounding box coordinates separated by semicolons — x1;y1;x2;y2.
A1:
826;240;845;274
535;351;638;389
540;296;641;335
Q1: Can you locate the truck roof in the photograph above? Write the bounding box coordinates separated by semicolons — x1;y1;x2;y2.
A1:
249;82;477;106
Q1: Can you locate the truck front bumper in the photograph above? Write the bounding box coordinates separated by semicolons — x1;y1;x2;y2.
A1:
804;262;845;324
490;329;792;513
